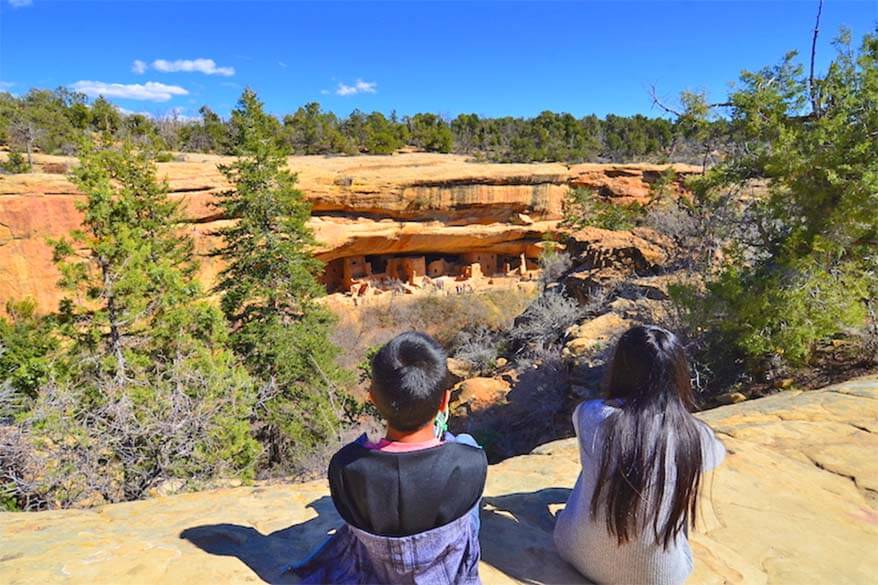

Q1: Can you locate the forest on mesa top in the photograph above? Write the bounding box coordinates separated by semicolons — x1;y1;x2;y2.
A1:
0;89;728;165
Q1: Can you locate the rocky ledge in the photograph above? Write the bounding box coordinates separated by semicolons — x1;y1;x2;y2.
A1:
1;377;876;584
0;153;697;313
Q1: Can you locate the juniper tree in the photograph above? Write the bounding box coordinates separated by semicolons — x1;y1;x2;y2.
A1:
673;31;878;375
0;299;57;407
408;113;453;153
214;89;351;468
7;138;262;507
52;138;197;378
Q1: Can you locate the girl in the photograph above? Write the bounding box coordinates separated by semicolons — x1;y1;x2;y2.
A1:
554;325;726;585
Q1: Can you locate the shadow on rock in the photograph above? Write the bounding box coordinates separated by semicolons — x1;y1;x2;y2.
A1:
180;495;338;584
480;487;590;584
452;360;581;463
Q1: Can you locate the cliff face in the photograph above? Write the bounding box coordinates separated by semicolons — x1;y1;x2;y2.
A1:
0;152;698;313
1;376;875;584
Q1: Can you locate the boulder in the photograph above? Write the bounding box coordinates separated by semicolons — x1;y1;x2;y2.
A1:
563;266;625;306
715;391;748;405
621;274;681;301
564;226;672;274
446;357;475;380
563;313;631;359
561;228;674;307
452;377;511;414
1;377;875;583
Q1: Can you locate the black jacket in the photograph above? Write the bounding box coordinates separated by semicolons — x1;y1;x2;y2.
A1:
328;438;487;537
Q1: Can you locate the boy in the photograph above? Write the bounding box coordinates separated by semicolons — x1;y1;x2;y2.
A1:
293;332;487;584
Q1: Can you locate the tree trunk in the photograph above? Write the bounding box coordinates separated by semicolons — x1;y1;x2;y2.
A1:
25;125;34;168
102;259;126;381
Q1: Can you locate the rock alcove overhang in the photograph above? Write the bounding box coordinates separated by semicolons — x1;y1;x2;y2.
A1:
0;152;698;314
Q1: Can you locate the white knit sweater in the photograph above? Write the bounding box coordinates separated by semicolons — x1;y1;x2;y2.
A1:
553;400;726;585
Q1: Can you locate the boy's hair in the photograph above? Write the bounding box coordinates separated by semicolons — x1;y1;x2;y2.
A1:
370;332;449;432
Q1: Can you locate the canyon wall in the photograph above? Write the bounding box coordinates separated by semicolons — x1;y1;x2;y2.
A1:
0;152;698;313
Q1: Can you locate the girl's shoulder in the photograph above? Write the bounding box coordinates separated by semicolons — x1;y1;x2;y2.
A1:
576;398;620;419
573;399;619;436
693;419;727;471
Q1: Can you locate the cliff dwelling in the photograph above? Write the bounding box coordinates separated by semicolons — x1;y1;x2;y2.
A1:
322;251;540;297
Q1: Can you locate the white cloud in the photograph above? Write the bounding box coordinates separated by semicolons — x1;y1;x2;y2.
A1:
0;81;15;92
117;106;152;117
336;79;377;96
70;80;189;102
8;0;33;8
152;58;235;77
278;61;288;69
131;60;148;74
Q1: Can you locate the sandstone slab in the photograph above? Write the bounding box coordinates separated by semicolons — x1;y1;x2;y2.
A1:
2;377;876;584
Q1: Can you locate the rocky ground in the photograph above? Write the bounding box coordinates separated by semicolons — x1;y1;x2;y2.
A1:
445;222;684;461
1;376;875;584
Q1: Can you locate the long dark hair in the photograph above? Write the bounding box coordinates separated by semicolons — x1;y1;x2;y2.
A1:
590;325;704;548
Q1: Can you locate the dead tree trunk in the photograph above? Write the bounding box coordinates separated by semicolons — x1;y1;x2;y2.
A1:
24;124;35;168
808;0;824;116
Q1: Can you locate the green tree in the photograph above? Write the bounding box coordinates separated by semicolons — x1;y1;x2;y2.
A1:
363;111;404;154
408;113;453;153
20;89;80;156
229;88;285;153
120;113;164;149
89;96;122;135
283;102;352;155
179;106;231;153
451;113;483;153
340;108;367;151
1;138;260;508
0;91;19;145
52;138;200;378
561;187;643;231
1;150;31;173
675;31;878;375
214;90;351;468
0;299;57;407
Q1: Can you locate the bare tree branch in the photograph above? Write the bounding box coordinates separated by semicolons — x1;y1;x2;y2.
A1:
649;85;684;116
648;85;731;117
809;0;824;116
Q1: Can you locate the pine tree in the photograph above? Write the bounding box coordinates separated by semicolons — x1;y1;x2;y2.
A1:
21;137;262;505
214;89;351;468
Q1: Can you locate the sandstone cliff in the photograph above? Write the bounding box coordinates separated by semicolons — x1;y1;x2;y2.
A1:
0;153;698;313
2;377;875;584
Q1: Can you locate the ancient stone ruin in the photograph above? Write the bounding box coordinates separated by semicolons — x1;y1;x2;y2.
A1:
322;251;540;297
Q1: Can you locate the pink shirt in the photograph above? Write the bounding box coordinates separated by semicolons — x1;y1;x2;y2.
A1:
364;437;444;453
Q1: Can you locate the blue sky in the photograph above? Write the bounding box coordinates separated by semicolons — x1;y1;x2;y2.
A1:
1;1;875;119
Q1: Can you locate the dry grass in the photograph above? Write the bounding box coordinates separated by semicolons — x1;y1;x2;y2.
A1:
330;286;538;392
